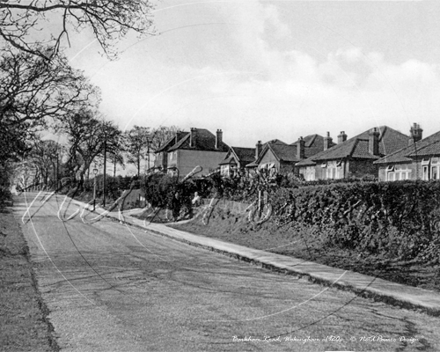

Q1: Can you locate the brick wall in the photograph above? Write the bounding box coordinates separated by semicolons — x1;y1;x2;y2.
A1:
177;149;228;176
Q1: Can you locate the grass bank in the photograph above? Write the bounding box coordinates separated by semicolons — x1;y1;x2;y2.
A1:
168;203;440;293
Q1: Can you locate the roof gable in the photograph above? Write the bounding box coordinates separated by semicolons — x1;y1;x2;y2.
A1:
375;130;440;164
297;126;410;166
231;147;255;164
155;131;189;153
168;128;229;152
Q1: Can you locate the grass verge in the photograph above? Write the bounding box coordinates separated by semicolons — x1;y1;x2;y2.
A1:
167;205;440;293
0;207;59;352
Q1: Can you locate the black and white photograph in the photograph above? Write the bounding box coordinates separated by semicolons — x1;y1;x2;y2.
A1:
1;0;440;351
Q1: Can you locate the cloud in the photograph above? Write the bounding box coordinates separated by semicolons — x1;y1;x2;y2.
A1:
72;1;440;147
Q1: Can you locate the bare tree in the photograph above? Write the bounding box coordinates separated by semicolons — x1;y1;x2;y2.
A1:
0;49;98;166
150;125;179;152
58;110;120;187
0;0;156;60
0;49;99;129
28;138;63;187
124;125;150;177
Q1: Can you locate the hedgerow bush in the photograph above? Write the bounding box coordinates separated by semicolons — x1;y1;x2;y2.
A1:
141;172;440;262
271;181;440;262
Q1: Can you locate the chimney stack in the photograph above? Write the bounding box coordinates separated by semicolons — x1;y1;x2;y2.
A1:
190;128;196;148
215;129;223;149
409;123;423;145
338;131;347;144
369;127;380;156
297;137;305;160
255;140;262;160
324;131;333;151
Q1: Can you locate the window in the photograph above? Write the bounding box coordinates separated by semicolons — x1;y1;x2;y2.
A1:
305;166;315;181
386;165;395;181
423;165;429;180
432;166;439;180
327;166;336;179
431;157;440;180
387;171;395;181
220;165;229;176
335;160;344;179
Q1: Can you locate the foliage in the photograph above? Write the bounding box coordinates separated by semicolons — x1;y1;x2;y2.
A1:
142;171;440;263
271;181;440;263
0;0;155;60
0;162;13;206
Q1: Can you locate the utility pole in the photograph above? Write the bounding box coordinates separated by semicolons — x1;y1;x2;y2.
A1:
103;136;107;207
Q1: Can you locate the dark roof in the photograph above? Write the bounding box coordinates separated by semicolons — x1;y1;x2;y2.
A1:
297;126;410;167
232;147;255;163
290;134;336;158
375;130;440;164
220;146;255;166
155;131;189;153
269;143;299;162
219;155;237;166
254;134;336;165
166;128;229;152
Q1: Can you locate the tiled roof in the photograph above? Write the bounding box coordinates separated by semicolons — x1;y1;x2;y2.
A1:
297;126;410;166
155;131;189;153
375;130;440;164
219;155;237;166
252;134;333;165
408;140;440;157
231;147;255;164
167;128;229;152
219;146;255;165
291;134;336;158
270;143;299;162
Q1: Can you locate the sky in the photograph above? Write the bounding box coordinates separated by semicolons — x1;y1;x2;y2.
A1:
62;0;440;148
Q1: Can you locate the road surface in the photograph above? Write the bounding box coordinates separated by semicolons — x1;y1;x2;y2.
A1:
15;192;440;351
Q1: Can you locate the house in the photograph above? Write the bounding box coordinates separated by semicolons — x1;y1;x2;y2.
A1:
296;126;412;181
154;128;229;177
219;146;255;177
374;124;440;181
247;134;336;175
154;131;189;171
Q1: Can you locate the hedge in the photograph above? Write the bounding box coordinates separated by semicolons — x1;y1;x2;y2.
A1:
270;181;440;262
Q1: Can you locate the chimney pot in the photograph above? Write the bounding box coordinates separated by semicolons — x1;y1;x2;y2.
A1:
297;137;305;160
255;140;262;160
409;123;423;145
190;128;196;148
324;132;333;151
369;127;380;156
338;131;347;144
215;129;223;149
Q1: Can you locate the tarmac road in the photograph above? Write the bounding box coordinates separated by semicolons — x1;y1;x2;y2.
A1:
15;192;440;352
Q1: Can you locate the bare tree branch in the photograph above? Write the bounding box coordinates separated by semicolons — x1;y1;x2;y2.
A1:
0;0;156;60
